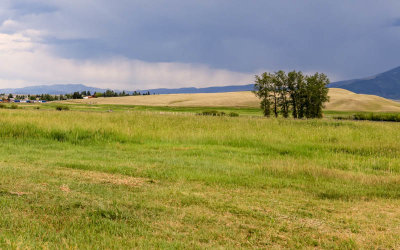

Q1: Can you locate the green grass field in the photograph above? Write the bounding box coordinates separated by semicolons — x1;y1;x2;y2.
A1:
1;106;400;248
3;102;263;116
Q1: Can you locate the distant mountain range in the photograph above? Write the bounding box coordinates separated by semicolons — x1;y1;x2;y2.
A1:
1;66;399;99
0;84;255;95
138;84;254;94
0;84;106;95
329;66;400;99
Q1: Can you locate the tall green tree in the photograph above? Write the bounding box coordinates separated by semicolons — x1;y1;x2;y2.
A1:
305;73;330;118
72;92;83;99
267;73;280;117
287;71;306;118
275;70;290;118
254;72;274;117
254;71;330;119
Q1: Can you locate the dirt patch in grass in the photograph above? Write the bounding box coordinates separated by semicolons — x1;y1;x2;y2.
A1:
60;184;71;193
0;190;31;197
56;168;149;187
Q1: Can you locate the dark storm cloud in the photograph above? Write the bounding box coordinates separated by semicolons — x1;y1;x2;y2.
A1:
1;0;400;83
393;18;400;27
10;1;58;15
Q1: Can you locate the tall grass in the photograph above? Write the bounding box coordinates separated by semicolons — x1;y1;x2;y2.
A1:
0;103;20;109
1;108;400;248
353;112;400;122
332;112;400;122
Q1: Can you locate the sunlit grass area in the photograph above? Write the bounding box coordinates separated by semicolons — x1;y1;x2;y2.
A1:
1;108;400;248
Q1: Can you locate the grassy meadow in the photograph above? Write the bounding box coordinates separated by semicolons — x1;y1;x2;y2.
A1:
1;105;400;248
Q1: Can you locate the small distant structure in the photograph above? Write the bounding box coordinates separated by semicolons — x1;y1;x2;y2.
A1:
2;99;48;103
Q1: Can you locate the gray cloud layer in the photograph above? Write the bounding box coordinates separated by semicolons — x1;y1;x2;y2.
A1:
0;0;399;89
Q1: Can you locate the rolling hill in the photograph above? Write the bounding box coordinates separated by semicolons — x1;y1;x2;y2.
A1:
329;66;400;99
63;88;400;112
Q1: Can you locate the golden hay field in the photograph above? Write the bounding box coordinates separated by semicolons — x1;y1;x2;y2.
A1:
64;88;400;112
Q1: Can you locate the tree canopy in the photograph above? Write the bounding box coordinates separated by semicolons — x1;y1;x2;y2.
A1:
254;71;330;118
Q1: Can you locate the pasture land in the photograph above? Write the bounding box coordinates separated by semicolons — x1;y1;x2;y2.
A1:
62;88;400;112
1;107;400;248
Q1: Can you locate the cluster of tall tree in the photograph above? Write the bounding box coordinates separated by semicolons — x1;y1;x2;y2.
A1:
254;70;330;118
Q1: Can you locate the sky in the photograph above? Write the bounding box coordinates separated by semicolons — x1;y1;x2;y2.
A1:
0;0;399;90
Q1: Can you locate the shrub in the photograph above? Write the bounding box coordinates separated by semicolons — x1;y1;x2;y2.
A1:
332;116;348;120
201;110;218;116
0;103;20;109
228;112;239;117
55;105;70;111
34;106;40;110
198;110;226;116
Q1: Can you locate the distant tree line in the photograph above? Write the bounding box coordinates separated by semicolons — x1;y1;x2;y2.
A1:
254;70;330;118
1;90;155;101
67;90;153;99
2;93;64;101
